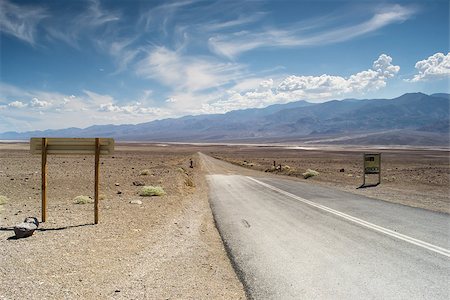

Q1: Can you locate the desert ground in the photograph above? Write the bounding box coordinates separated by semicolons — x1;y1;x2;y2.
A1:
205;144;450;214
0;143;245;299
1;142;448;299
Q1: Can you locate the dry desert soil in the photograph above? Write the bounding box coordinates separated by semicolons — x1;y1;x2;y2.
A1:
0;143;245;299
206;144;450;214
1;142;449;299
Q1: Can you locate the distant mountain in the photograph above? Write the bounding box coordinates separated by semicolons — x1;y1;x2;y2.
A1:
1;93;449;146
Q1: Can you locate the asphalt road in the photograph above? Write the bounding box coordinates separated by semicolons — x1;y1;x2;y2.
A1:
200;153;450;299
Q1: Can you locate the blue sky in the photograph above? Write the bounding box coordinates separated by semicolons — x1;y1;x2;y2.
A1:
0;0;449;132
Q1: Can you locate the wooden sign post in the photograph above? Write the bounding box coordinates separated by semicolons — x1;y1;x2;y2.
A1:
30;138;114;224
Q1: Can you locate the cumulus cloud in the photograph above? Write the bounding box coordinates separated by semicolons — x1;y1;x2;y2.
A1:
8;101;27;108
201;54;400;113
30;97;51;108
278;54;399;96
98;103;162;115
408;52;450;82
165;97;177;103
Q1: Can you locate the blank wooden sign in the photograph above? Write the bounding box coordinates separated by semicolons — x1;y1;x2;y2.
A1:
30;137;114;155
30;137;114;224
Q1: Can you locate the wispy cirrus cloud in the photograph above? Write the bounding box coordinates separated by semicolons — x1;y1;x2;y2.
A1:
135;46;247;93
46;0;120;48
0;0;48;45
209;4;417;59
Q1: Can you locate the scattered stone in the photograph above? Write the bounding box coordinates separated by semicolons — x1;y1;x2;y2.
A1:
115;183;120;186
24;217;39;227
132;181;145;186
117;191;122;195
14;217;39;238
339;168;345;172
130;200;142;205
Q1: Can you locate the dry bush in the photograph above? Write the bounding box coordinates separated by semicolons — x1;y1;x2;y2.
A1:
139;186;166;197
303;169;319;179
0;195;8;205
139;169;151;176
184;177;195;187
73;195;93;204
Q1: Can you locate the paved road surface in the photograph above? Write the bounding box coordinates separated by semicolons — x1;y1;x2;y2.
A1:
200;153;450;299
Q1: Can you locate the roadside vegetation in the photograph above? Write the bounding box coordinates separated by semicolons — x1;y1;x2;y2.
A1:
139;186;166;197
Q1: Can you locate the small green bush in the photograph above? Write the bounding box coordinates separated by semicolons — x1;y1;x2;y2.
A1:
139;169;150;176
139;186;166;197
0;195;8;205
303;169;319;179
73;195;93;204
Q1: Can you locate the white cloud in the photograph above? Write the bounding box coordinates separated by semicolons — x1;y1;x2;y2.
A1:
200;54;400;113
0;0;48;45
135;46;246;92
165;97;177;103
8;101;27;108
408;52;450;82
30;97;51;108
98;103;162;115
0;84;173;132
278;54;399;96
209;4;416;59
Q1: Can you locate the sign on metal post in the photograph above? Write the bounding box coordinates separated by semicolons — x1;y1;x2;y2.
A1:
30;138;114;224
362;153;381;187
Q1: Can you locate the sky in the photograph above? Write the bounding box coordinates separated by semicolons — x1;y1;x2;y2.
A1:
0;0;449;133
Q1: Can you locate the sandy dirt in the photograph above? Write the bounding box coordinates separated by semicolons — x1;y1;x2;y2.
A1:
1;141;448;299
0;143;245;299
204;145;450;214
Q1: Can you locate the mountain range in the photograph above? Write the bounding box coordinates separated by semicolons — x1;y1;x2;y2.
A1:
1;92;449;146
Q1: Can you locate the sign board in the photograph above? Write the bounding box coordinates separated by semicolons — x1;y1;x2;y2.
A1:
30;138;114;155
362;153;381;187
30;137;114;224
364;153;380;174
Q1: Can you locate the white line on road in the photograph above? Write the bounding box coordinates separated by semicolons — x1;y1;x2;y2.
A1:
247;176;450;258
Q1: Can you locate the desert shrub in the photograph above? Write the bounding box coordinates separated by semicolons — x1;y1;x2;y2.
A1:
177;167;187;173
139;186;166;197
73;195;93;204
139;169;151;176
281;165;291;171
0;195;8;205
184;177;195;187
303;169;319;179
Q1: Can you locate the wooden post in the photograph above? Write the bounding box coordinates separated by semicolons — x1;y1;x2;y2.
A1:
378;154;382;185
41;138;48;222
94;138;100;224
362;153;366;187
